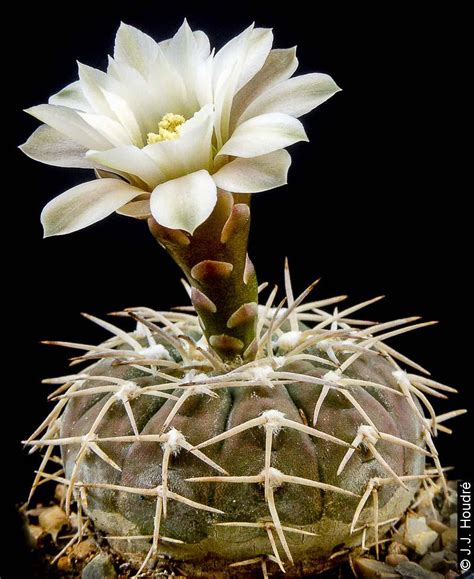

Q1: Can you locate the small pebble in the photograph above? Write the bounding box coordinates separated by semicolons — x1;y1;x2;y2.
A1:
443;550;456;562
54;484;66;502
403;515;438;556
419;550;456;573
385;553;409;566
431;536;442;551
440;559;458;573
38;505;69;542
353;557;400;578
395;560;443;578
26;524;45;548
57;556;72;572
428;520;448;534
71;539;98;561
441;527;457;551
82;554;117;579
419;549;445;570
388;541;408;555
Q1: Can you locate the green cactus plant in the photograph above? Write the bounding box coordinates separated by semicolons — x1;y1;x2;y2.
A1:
21;20;463;578
26;260;458;576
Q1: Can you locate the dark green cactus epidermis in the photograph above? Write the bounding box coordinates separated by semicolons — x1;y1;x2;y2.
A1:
60;342;425;565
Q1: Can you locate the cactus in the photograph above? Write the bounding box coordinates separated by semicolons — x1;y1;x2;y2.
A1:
21;20;463;578
25;268;461;576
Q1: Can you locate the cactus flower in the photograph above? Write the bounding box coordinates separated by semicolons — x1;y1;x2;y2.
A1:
21;20;340;236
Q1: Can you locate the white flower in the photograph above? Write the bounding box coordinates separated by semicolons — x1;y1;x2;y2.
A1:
21;21;340;237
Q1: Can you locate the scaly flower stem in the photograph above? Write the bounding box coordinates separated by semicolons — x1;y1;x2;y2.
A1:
148;191;258;364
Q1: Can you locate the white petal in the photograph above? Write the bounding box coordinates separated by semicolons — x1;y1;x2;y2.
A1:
193;30;211;58
164;19;199;71
87;146;164;188
78;112;132;147
213;26;273;147
230;47;298;127
77;63;143;145
163;20;213;112
25;104;111;150
212;150;291;193
116;199;151;219
238;28;274;91
107;57;164;133
174;104;214;170
110;26;183;134
193;52;214;110
213;25;273;91
238;73;341;123
41;179;143;237
145;49;188;118
213;24;251;84
94;168;124;180
150;170;217;234
143;105;214;181
114;22;159;77
218;113;307;158
78;62;116;116
19;125;93;168
107;52;189;135
101;90;144;146
48;81;91;112
158;26;210;59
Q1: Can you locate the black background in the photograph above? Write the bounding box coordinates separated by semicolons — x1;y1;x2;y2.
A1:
5;2;471;576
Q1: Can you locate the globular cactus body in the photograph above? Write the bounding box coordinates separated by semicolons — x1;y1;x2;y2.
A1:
28;288;452;576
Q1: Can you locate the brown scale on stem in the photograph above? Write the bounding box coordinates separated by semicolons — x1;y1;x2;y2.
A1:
148;191;258;364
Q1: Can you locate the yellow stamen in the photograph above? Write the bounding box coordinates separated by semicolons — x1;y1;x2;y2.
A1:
147;113;185;145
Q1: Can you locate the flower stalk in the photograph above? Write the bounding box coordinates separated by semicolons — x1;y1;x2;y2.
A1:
149;191;258;363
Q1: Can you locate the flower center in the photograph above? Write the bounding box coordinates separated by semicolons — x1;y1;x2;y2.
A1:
147;113;185;145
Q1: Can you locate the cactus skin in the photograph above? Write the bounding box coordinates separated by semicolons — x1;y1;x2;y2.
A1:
28;284;458;576
57;328;426;572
